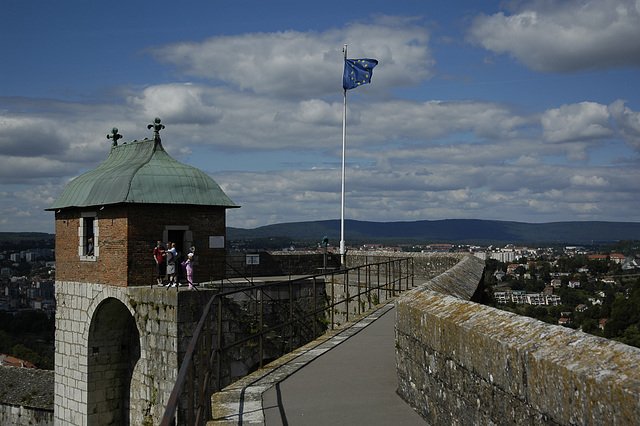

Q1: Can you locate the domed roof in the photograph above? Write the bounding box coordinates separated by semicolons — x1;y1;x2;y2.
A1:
47;123;237;210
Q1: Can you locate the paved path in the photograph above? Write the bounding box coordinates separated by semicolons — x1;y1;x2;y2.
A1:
261;303;425;425
210;300;425;425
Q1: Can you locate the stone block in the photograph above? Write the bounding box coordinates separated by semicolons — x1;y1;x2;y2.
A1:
396;255;640;425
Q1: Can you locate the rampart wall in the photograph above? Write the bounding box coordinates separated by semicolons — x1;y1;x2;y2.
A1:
0;367;53;426
225;251;341;278
225;250;463;282
10;251;640;425
396;254;640;425
346;251;465;281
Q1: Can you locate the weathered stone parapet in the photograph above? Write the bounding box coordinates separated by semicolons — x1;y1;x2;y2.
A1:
395;254;640;425
418;253;484;300
347;251;466;281
0;403;53;426
0;367;54;425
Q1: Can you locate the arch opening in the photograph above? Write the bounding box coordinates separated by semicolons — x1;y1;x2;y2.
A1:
87;298;140;425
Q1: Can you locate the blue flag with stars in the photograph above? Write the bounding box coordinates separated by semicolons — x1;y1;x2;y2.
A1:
343;58;378;90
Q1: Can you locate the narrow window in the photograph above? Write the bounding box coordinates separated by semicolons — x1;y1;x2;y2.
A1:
80;213;98;260
85;217;95;255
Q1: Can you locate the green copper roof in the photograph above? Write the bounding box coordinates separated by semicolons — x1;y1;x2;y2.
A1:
47;136;237;210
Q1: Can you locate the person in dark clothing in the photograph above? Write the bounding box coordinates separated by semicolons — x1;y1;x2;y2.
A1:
153;240;166;286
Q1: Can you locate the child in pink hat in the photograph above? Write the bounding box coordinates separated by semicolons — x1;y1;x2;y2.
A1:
185;253;195;290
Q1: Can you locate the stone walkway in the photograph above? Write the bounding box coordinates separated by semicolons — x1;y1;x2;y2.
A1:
209;299;425;425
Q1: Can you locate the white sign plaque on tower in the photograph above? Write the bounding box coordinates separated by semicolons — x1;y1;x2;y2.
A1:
209;236;225;248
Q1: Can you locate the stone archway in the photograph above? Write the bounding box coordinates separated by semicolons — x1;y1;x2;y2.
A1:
87;297;140;425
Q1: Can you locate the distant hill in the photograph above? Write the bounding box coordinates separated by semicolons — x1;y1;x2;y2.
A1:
3;220;638;247
227;219;640;245
0;232;55;243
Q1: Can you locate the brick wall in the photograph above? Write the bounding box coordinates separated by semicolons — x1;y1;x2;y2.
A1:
54;204;228;286
125;204;228;285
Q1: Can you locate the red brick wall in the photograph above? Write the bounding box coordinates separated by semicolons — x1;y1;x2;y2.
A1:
54;210;79;282
55;204;229;286
125;204;228;285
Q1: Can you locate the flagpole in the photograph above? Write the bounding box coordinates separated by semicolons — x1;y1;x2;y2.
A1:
339;50;377;266
340;44;347;262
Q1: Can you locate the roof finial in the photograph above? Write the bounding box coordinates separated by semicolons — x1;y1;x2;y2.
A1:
147;117;165;144
107;127;123;146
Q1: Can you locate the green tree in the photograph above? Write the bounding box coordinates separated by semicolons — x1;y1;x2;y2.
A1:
582;318;598;334
10;344;41;368
620;324;640;347
605;291;640;339
525;279;545;293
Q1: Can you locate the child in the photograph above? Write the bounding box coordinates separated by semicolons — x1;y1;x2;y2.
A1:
185;253;194;290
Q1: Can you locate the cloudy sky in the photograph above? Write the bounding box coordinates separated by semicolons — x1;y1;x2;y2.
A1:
1;0;639;233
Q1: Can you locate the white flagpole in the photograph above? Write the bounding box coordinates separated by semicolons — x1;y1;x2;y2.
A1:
340;44;347;261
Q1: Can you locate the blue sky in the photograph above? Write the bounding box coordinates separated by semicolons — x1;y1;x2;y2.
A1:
1;0;639;233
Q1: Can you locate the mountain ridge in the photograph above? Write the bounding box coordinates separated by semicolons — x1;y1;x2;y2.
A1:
2;219;638;246
227;219;640;245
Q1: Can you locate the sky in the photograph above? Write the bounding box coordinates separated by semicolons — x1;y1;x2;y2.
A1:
1;0;639;233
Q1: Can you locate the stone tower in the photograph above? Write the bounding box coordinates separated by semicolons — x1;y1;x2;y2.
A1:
46;119;238;425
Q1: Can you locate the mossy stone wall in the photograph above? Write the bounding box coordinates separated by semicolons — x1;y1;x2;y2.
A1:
395;254;640;425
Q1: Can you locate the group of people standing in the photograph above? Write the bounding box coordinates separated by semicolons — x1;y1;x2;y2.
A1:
153;240;195;290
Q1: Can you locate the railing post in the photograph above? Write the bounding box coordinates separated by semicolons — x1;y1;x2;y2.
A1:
196;333;203;424
344;268;349;322
385;261;389;300
204;317;212;423
412;258;414;288
188;357;194;425
393;259;397;296
330;270;335;330
216;297;222;392
312;277;317;339
357;266;361;315
367;263;371;309
377;261;381;305
259;287;264;368
289;280;294;351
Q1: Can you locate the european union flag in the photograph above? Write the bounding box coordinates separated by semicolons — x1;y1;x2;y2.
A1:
343;58;378;90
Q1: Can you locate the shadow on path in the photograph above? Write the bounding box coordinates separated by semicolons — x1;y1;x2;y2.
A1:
262;305;425;425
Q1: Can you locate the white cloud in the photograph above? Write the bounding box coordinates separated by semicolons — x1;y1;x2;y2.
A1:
609;99;640;153
363;100;532;142
216;156;640;229
148;16;434;98
1;12;639;232
542;102;613;144
125;89;535;155
277;99;342;126
569;174;609;187
127;83;224;125
0;116;69;157
468;0;640;72
0;156;74;182
2;84;638;231
0;182;66;232
512;155;542;166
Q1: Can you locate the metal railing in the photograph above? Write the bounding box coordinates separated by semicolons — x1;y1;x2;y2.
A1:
151;251;341;288
160;256;414;425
